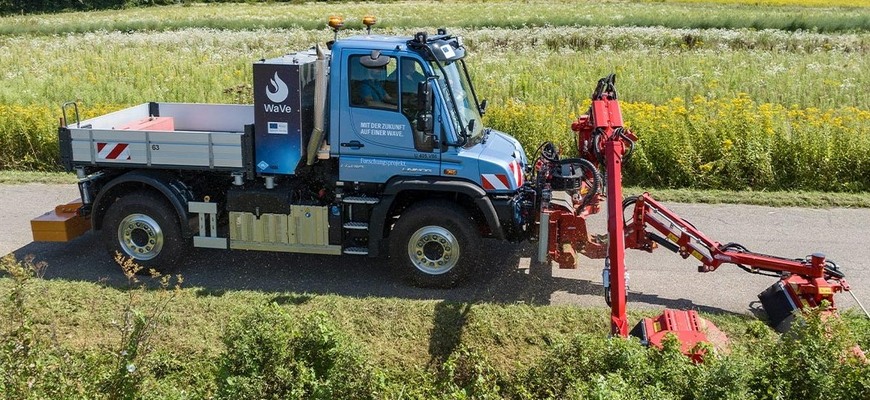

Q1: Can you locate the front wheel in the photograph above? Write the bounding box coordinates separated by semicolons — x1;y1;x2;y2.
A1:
390;201;480;288
102;191;185;271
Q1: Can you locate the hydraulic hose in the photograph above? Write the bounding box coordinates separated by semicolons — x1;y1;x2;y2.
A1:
559;158;601;210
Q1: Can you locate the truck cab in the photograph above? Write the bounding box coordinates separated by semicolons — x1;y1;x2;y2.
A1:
329;32;526;191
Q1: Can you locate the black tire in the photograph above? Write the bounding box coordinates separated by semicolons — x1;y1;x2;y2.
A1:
102;191;185;272
389;201;480;288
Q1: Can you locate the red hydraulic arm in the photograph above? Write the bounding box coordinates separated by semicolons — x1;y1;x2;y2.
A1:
624;193;850;327
561;74;637;337
596;85;632;337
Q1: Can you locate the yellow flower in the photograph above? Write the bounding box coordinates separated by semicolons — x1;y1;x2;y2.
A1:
700;163;714;173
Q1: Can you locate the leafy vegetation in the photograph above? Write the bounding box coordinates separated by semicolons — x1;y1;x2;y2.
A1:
490;97;870;191
1;255;868;399
3;0;868;19
217;306;380;399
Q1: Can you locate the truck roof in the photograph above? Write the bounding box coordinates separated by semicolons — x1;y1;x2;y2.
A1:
333;35;412;51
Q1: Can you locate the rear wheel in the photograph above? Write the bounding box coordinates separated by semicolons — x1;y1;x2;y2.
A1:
102;191;185;271
390;201;480;287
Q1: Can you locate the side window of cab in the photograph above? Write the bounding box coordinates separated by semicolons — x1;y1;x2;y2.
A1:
349;54;398;111
397;58;426;122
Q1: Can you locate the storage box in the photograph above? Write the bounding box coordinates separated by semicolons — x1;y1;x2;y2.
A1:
117;116;175;131
31;200;91;242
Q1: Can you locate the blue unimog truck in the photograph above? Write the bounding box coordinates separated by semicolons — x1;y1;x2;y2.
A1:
47;29;534;287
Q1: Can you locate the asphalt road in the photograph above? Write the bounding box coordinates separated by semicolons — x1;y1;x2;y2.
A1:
3;183;869;317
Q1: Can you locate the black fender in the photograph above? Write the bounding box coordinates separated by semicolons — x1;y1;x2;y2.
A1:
92;170;195;237
368;176;504;256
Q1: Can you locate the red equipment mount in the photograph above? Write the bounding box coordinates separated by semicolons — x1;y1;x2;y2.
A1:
532;74;853;357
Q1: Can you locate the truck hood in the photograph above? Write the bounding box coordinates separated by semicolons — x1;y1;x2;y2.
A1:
456;129;527;193
489;129;528;166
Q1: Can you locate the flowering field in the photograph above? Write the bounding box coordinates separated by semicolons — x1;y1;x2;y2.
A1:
0;1;867;35
0;2;868;192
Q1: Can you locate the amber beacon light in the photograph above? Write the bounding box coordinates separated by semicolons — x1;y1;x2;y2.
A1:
362;15;377;34
328;15;344;41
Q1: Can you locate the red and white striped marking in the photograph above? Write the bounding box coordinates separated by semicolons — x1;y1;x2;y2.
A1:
482;161;525;191
96;142;131;160
481;174;510;190
509;160;524;187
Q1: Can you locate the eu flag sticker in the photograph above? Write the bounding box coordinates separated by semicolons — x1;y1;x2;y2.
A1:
267;121;288;134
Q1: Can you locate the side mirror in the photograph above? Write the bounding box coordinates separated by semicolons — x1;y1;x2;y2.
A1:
416;80;434;133
479;99;488;116
359;50;390;68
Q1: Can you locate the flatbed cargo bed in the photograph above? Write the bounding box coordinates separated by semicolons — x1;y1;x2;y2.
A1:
60;102;254;172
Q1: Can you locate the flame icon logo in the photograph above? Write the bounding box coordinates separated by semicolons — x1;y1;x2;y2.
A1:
265;72;289;103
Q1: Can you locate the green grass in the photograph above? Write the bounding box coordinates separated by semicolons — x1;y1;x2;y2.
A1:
477;48;869;110
0;277;814;373
0;170;75;184
625;187;870;208
1;273;867;398
659;0;870;7
0;1;867;36
14;279;600;372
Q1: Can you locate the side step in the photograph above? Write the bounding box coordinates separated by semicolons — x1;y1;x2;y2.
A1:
343;222;369;230
343;196;379;205
343;246;369;255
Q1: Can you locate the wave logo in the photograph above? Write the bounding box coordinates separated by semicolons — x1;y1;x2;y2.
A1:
265;72;289;103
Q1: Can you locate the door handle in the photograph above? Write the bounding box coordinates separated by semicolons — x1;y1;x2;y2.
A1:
341;141;365;149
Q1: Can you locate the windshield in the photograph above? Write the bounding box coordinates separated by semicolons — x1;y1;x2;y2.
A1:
430;60;483;145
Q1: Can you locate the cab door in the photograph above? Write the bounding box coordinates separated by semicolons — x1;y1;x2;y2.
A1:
338;51;440;183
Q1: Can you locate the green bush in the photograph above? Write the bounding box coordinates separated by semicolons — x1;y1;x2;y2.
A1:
1;263;868;400
216;305;380;400
0;255;110;399
753;307;870;399
0;104;126;171
438;346;505;399
1;0;135;15
486;98;870;192
510;309;868;400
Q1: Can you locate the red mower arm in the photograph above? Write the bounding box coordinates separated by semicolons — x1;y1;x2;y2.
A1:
624;192;850;325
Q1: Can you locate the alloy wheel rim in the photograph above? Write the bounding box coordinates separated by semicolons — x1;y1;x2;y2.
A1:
407;226;459;275
117;213;164;261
